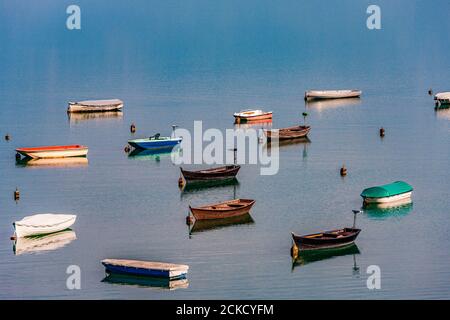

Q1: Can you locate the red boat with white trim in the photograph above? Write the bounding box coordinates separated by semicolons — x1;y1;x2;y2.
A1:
16;145;88;159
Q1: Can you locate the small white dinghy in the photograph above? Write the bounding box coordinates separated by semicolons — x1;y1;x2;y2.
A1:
13;214;77;238
434;92;450;107
67;99;123;113
305;90;362;100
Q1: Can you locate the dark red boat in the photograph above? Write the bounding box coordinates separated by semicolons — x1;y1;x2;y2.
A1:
180;165;240;182
291;210;362;251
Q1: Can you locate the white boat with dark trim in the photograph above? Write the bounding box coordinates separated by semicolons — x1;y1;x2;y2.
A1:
67;99;123;113
434;92;450;107
304;90;362;100
13;214;77;238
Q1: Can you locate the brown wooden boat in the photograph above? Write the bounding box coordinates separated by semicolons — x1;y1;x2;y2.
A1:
291;228;361;251
189;199;255;220
291;210;362;251
264;125;310;141
180;165;240;182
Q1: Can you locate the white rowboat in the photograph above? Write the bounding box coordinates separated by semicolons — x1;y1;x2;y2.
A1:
13;214;77;238
434;92;450;106
305;90;362;100
68;99;123;113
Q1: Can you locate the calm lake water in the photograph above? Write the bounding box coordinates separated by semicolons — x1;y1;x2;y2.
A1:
1;0;450;299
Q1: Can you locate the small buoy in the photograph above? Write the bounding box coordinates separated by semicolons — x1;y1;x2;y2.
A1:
428;88;433;96
186;215;194;225
14;187;20;201
10;235;17;241
124;145;131;153
340;165;347;177
379;127;385;137
5;134;10;141
130;123;136;133
15;153;21;161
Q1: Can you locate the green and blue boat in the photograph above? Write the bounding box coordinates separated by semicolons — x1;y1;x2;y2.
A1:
361;181;413;204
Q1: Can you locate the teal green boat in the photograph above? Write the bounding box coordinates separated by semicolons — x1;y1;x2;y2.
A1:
360;181;413;204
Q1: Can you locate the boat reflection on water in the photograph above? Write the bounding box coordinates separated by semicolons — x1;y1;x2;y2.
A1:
363;199;413;220
180;177;239;193
102;273;189;290
305;97;361;112
128;146;182;161
435;107;450;120
68;111;123;124
291;243;360;270
189;212;254;235
16;157;88;168
264;136;311;159
234;119;273;130
13;230;77;255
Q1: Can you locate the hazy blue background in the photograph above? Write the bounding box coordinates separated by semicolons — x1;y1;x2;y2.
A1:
0;0;449;299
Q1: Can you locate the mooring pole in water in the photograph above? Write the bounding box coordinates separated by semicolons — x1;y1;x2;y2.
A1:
172;125;178;138
352;210;361;228
380;127;385;137
428;88;433;96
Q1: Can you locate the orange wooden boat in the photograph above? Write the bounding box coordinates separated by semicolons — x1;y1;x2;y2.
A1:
233;109;272;124
189;199;255;220
16;145;88;159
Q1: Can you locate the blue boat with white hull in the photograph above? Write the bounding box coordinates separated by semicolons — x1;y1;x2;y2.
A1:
101;259;189;279
128;134;182;150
